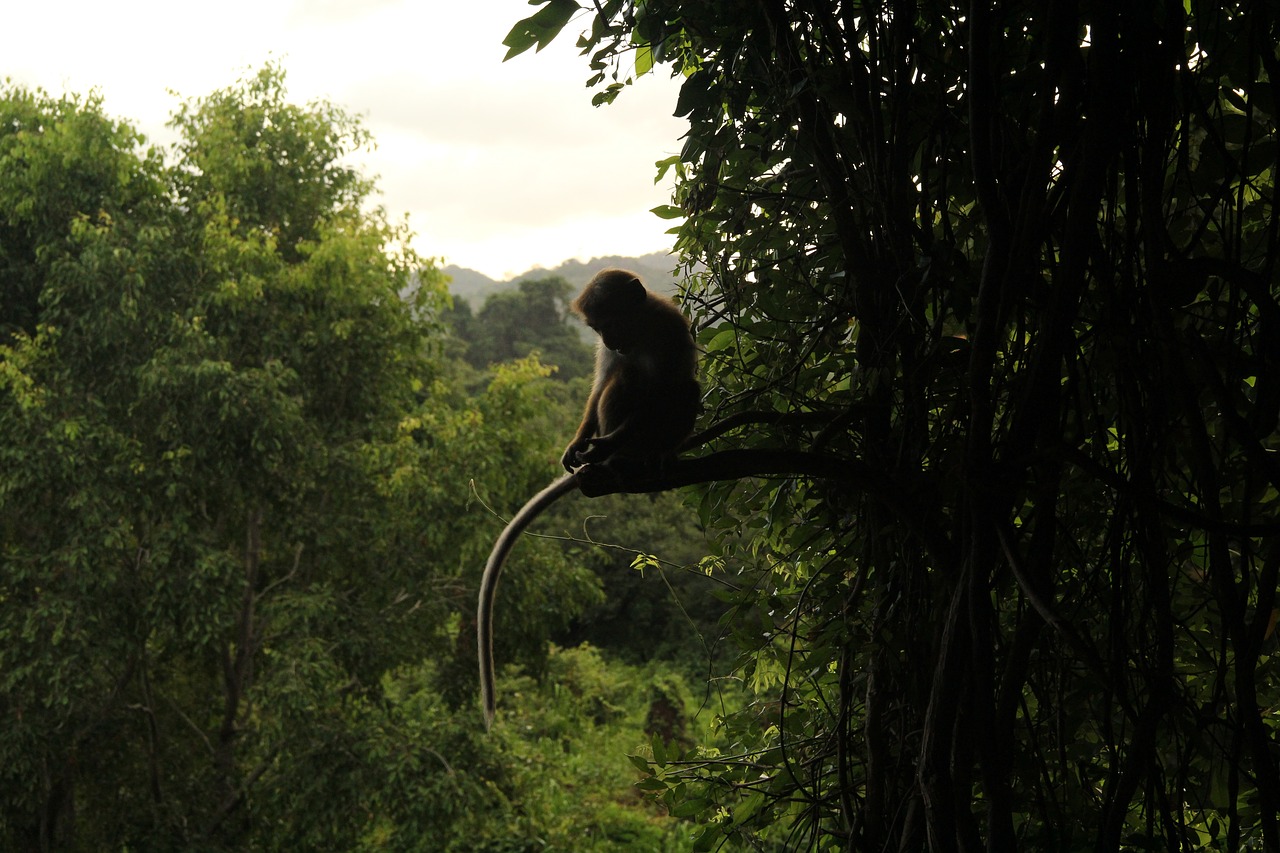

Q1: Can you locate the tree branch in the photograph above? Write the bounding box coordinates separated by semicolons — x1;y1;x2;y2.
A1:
680;409;842;450
579;448;899;498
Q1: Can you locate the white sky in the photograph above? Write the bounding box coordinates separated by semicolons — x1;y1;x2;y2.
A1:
5;0;688;280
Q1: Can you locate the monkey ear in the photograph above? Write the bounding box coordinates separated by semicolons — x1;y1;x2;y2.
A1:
623;275;645;302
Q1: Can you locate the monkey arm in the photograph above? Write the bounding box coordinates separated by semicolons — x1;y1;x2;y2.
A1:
561;422;600;470
572;417;631;460
580;372;700;463
560;397;602;470
570;405;664;465
561;371;617;470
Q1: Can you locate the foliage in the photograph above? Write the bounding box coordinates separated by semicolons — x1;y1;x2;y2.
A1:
517;0;1280;850
481;644;702;853
0;87;168;343
556;489;729;675
167;63;375;263
0;68;650;850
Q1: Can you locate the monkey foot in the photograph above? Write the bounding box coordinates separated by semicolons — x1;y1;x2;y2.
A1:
575;462;626;497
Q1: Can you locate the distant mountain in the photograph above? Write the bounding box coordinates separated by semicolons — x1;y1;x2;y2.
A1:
443;251;684;305
442;266;503;305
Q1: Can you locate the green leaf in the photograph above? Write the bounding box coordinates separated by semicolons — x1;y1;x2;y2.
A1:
503;0;581;61
635;44;654;76
733;791;766;826
674;69;717;118
651;733;668;764
670;798;710;818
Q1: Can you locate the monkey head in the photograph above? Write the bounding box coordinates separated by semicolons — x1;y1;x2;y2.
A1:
571;269;647;353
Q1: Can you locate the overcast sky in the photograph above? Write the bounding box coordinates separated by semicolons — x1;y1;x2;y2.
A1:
6;0;688;280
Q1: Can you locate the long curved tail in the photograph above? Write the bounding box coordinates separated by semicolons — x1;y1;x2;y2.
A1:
478;473;579;729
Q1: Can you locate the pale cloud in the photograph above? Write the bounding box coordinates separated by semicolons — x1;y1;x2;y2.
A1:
4;0;687;279
285;0;404;26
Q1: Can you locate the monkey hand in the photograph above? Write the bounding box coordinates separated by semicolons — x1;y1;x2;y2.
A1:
573;436;618;465
575;460;624;497
561;436;617;470
560;438;594;471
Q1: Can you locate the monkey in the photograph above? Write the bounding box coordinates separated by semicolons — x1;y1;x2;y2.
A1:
478;269;700;728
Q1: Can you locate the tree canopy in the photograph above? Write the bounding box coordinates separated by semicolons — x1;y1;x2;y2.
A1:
0;66;655;851
448;274;596;379
513;0;1280;849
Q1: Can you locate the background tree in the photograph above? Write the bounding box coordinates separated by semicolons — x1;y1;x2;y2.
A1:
558;490;726;673
451;273;595;379
0;68;431;846
0;68;711;852
167;64;373;263
515;0;1280;850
